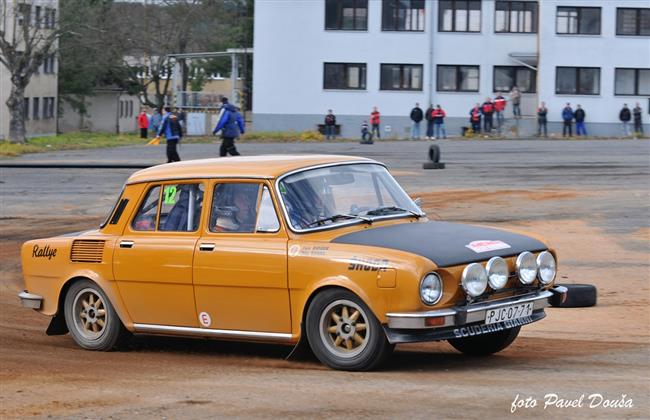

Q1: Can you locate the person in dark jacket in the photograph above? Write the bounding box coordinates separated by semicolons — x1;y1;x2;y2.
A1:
324;109;336;140
619;104;632;137
409;103;423;140
213;97;245;157
425;104;434;139
633;102;643;136
561;103;574;137
481;98;495;134
537;102;548;138
469;103;482;135
574;104;587;136
157;106;183;162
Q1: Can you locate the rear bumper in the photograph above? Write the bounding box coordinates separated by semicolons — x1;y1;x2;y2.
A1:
18;291;43;310
383;286;567;344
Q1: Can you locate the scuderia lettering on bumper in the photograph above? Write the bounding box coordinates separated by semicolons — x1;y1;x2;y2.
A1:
453;316;534;339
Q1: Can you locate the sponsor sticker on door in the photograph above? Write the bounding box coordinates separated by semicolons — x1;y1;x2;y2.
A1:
465;240;511;253
199;312;211;327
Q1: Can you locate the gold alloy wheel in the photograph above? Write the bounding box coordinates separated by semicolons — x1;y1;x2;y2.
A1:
319;299;370;358
72;288;107;340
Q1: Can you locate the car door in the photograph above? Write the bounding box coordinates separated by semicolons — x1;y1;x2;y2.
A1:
113;182;204;327
192;181;291;334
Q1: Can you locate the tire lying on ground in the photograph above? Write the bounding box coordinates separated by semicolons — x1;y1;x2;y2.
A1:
552;283;597;308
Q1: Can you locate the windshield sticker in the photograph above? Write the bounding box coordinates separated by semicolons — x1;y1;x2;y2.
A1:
279;183;287;194
465;240;511;253
32;244;57;260
348;257;389;272
163;185;177;204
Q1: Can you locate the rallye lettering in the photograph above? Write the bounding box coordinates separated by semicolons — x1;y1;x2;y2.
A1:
32;244;57;260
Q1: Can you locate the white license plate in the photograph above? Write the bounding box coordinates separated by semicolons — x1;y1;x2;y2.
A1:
485;302;534;325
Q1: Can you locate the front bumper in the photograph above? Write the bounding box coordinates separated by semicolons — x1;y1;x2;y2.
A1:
18;291;43;309
384;286;567;344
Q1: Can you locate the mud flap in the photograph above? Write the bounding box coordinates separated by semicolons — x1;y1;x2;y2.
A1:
46;312;68;336
285;322;315;361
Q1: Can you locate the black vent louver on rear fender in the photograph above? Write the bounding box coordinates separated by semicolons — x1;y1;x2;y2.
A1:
70;240;105;263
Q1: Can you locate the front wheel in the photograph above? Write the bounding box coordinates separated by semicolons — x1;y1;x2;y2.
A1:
447;326;520;356
64;279;129;350
305;289;393;371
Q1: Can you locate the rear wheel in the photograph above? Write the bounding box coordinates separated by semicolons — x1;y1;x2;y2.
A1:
306;289;393;371
448;326;520;356
64;280;129;350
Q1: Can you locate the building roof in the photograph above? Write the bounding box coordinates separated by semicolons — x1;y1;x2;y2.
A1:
126;155;376;184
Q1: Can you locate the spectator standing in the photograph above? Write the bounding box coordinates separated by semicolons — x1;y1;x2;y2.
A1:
324;109;337;140
150;108;163;136
562;103;574;137
619;104;632;137
633;103;643;136
137;109;149;139
494;92;506;131
432;105;447;139
157;106;183;163
370;107;381;139
574;104;587;136
469;103;482;135
481;98;495;134
510;86;522;119
213;97;245;157
410;103;423;140
425;104;434;139
537;102;548;138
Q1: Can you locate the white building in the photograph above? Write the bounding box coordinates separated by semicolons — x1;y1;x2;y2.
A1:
253;0;649;137
0;0;59;140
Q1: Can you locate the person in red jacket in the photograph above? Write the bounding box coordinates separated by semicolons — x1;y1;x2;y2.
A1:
431;105;447;139
481;98;495;134
494;92;506;132
137;109;149;139
370;106;381;139
469;103;482;134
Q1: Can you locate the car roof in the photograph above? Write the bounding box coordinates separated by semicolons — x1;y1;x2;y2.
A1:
126;154;377;184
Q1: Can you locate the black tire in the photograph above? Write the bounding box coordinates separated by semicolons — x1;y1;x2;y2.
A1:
305;289;393;371
63;279;130;351
428;144;441;163
422;161;446;170
448;326;520;356
553;283;597;308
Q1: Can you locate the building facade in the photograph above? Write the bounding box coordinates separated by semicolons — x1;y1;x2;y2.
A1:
0;0;59;140
253;0;649;137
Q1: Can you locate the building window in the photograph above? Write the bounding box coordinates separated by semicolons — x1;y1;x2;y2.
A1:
439;0;481;32
616;8;650;36
24;98;29;121
437;65;479;92
35;6;41;28
17;4;31;26
43;55;55;74
382;0;425;31
615;68;650;96
556;67;600;95
33;97;40;120
324;63;366;90
495;1;537;33
42;98;55;119
325;0;368;30
556;7;601;35
380;64;423;91
493;66;536;92
119;101;124;118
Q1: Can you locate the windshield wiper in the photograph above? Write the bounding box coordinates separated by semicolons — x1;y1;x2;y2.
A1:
361;206;423;218
307;213;373;228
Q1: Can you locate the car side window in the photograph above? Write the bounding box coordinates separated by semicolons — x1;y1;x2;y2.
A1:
158;184;204;232
210;183;261;233
256;186;280;232
132;186;160;231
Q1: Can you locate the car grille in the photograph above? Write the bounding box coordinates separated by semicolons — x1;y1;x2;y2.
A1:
70;240;105;263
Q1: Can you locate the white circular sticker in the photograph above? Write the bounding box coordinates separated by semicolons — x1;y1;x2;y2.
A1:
288;245;300;257
199;312;211;327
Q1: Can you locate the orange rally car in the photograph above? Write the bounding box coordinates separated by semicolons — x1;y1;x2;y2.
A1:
19;155;567;371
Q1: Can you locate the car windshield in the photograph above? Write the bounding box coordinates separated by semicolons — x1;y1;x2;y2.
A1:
278;163;423;231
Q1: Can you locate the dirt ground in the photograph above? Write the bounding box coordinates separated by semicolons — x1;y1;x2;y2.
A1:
1;187;649;419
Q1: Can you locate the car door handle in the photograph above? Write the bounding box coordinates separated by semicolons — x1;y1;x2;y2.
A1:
199;243;216;252
119;240;134;249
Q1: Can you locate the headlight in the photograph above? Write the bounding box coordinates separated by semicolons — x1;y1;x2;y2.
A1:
461;263;488;298
537;251;556;285
420;273;443;305
516;251;537;285
486;256;509;290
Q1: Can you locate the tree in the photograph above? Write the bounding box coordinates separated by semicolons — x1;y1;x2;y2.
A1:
0;0;66;143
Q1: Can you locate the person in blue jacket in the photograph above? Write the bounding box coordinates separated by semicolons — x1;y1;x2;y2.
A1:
561;103;574;137
157;106;183;162
213;97;245;156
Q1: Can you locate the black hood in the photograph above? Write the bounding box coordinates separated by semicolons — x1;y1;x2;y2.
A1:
332;221;547;267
